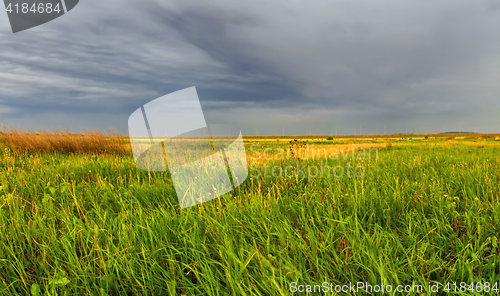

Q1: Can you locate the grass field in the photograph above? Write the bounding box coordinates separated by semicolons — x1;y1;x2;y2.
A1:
0;130;499;295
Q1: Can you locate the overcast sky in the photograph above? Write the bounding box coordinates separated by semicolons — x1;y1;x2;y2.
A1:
1;0;500;136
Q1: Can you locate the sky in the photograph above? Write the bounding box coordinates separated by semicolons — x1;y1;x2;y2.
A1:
1;0;500;136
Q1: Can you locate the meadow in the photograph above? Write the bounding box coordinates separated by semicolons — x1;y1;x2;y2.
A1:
0;129;499;295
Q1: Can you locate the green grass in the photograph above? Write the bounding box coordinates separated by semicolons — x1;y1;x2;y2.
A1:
0;138;499;295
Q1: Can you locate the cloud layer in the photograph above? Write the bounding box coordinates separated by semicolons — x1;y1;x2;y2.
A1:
1;0;499;135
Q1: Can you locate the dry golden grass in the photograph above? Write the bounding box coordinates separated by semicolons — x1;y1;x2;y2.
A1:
0;127;131;155
245;142;385;167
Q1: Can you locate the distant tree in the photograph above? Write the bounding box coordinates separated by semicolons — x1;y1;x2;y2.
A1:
327;136;333;140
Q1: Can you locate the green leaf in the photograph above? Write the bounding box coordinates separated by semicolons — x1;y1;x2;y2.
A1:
42;194;52;204
48;277;70;286
31;284;41;296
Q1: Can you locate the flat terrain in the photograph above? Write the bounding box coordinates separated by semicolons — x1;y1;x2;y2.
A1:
0;132;499;295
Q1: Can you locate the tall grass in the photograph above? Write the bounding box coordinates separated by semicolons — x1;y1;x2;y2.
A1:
0;136;499;295
0;127;129;155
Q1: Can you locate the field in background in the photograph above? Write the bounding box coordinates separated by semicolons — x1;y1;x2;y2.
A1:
0;129;499;295
0;127;129;156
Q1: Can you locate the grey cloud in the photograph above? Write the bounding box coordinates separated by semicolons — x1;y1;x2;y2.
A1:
0;0;499;134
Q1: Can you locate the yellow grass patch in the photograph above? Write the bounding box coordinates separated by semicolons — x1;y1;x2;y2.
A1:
0;127;130;155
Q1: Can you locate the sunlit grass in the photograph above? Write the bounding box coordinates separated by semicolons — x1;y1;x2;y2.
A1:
0;126;129;156
0;131;499;295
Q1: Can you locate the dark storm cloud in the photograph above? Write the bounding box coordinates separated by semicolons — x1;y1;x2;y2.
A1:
0;0;499;134
145;0;500;116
